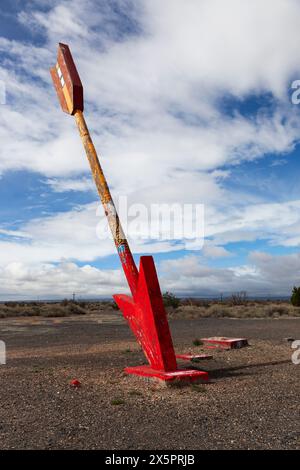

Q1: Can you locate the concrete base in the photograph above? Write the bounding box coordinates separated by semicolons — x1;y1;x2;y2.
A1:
201;337;248;349
124;365;209;384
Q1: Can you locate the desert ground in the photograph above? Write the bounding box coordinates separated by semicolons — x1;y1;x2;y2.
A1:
0;304;299;450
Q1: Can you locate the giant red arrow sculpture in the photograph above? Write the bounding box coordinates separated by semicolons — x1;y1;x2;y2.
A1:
50;43;208;384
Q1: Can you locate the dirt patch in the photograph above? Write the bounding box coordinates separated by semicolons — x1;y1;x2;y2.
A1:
0;314;299;449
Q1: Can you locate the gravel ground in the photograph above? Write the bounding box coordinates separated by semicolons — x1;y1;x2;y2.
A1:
0;313;299;450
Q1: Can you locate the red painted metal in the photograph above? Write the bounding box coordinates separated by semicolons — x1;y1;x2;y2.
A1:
176;354;213;362
70;379;81;388
114;256;177;371
201;337;248;349
124;365;209;384
117;242;139;297
50;43;83;115
50;43;209;384
114;257;209;382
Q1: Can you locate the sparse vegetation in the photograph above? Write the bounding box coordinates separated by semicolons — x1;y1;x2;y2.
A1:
128;390;143;396
193;338;203;346
162;291;180;309
111;398;125;406
230;291;248;305
0;299;122;318
111;300;119;310
191;384;206;393
66;302;87;315
0;298;299;319
291;286;300;306
168;300;300;320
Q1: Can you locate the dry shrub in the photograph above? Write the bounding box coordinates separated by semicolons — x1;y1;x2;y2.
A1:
181;298;210;308
0;304;40;318
40;305;68;317
66;302;87;315
262;304;292;317
169;306;197;319
40;303;87;317
0;302;90;318
1;299;300;320
207;305;231;317
168;301;300;319
229;291;248;306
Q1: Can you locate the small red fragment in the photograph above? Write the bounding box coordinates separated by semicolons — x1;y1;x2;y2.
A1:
70;379;81;388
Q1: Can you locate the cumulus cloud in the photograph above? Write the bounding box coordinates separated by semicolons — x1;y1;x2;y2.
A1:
2;249;299;300
160;251;300;297
0;260;126;300
45;176;95;192
0;201;192;269
1;0;300;298
1;195;300;265
1;0;300;183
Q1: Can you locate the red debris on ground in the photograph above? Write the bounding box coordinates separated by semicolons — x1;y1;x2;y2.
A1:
70;379;81;388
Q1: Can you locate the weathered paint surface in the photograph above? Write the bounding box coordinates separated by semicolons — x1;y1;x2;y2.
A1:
114;256;178;371
50;43;83;115
50;43;209;383
74;110;139;297
176;354;213;362
123;365;209;384
201;337;249;349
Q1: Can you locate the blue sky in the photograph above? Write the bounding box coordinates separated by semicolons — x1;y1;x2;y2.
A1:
1;0;300;299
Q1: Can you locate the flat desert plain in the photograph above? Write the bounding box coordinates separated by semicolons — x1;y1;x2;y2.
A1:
0;312;299;449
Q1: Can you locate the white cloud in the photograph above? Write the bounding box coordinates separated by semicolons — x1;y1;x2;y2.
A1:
1;0;300;298
205;199;300;247
0;260;126;300
1;0;300;185
143;0;300;98
0;201;189;268
1;248;299;299
45;176;95;192
0;193;299;298
159;251;300;297
202;243;231;259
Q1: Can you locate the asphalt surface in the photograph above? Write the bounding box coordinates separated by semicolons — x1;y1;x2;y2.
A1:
0;314;299;449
